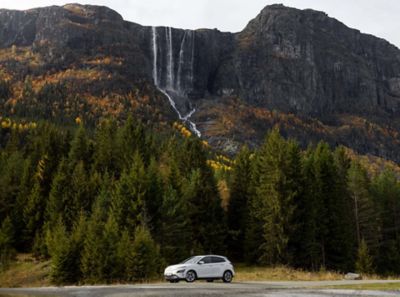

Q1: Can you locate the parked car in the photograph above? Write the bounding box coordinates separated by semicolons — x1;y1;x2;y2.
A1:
164;255;235;283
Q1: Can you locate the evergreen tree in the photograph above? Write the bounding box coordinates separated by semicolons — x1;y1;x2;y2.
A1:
227;146;252;261
81;204;106;283
116;116;147;170
183;167;226;254
0;217;16;270
348;161;380;258
95;214;121;283
251;130;300;265
93;119;117;174
111;152;146;230
144;158;163;236
159;184;190;263
127;226;163;281
47;217;85;284
371;170;400;274
47;159;70;226
68;125;91;169
324;147;356;271
355;239;374;274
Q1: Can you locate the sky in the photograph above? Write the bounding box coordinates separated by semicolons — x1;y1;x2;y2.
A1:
1;0;399;48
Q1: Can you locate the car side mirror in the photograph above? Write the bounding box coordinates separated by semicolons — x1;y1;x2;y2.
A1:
198;260;204;265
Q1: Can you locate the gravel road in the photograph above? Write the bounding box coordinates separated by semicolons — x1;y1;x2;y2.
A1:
0;280;399;297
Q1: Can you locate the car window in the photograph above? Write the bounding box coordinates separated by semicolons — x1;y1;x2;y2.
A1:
181;256;200;264
180;256;194;264
211;256;226;263
199;256;212;264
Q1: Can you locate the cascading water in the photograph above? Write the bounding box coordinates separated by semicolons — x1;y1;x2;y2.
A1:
152;26;201;137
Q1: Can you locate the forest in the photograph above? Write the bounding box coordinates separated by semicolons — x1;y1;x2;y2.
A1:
0;116;400;284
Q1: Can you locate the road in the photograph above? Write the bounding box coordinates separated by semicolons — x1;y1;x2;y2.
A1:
0;280;399;297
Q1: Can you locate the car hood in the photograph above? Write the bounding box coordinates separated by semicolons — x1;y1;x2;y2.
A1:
164;264;187;273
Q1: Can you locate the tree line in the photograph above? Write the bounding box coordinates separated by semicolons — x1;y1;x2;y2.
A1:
0;119;399;283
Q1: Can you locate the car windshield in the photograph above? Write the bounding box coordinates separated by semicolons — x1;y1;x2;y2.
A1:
180;256;199;264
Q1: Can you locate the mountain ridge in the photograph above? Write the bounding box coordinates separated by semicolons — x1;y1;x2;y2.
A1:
1;3;400;162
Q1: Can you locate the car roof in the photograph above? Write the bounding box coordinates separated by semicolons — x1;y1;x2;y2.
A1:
197;255;227;258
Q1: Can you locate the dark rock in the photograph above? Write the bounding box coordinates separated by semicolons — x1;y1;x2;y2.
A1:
1;3;400;161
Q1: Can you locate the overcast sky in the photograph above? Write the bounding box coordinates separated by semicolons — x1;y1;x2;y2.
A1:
1;0;399;48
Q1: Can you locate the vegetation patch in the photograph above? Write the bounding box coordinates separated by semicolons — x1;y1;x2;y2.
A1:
0;255;51;288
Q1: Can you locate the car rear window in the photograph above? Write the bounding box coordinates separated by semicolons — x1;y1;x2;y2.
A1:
211;256;226;263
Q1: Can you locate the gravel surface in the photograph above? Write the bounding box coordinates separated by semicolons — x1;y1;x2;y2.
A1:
0;281;399;297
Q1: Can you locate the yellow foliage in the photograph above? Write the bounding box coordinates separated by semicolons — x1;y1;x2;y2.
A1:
75;117;82;125
207;160;232;172
0;118;37;131
172;121;192;138
202;140;210;148
218;179;230;211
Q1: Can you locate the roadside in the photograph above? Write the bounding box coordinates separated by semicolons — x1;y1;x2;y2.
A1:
1;282;400;297
1;254;399;291
0;254;51;288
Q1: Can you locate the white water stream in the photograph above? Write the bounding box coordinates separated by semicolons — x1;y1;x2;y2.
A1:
152;26;201;137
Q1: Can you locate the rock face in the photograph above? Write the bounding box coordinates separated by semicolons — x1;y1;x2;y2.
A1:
1;3;400;160
227;5;400;117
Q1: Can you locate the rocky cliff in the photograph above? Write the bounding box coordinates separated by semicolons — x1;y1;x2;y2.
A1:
1;3;400;161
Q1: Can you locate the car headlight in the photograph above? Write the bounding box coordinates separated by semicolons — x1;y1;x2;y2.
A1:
176;269;185;274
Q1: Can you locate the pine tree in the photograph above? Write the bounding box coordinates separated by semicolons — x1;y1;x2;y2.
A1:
0;217;16;270
371;170;400;274
115;116;147;170
13;158;34;250
355;239;374;274
46;214;85;284
252;129;299;265
111;152;146;231
144;158;163;236
127;226;163;281
70;161;92;216
115;230;131;280
101;214;120;282
93;119;117;174
348;161;380;258
47;159;70;227
183;167;226;254
227;146;252;261
326;147;357;271
159;184;190;263
294;147;323;269
68;125;91;170
81;202;106;283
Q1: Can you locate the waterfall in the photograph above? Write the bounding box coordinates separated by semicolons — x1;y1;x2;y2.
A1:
176;31;187;92
152;26;201;137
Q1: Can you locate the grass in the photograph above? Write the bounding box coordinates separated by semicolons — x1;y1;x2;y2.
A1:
0;254;51;288
234;264;342;281
1;256;399;289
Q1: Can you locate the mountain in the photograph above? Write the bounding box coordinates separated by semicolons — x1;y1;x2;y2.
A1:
1;3;400;161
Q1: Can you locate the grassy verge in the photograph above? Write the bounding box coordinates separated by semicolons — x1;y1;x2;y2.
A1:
1;256;398;288
326;282;400;291
234;264;342;281
0;254;51;288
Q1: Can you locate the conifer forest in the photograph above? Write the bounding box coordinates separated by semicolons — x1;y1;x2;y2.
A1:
1;117;400;284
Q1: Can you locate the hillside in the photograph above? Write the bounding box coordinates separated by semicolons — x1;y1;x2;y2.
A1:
0;4;400;161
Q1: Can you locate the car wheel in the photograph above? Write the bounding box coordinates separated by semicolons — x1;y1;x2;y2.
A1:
185;270;196;283
222;270;233;283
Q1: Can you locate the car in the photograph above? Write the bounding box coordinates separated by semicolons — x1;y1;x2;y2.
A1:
164;255;235;283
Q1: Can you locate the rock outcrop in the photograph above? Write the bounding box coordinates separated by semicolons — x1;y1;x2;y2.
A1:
1;3;400;161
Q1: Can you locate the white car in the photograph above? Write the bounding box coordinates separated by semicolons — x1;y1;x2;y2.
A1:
164;255;235;283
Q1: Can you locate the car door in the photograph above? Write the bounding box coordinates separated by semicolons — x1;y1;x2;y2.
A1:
195;256;213;278
211;256;226;277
